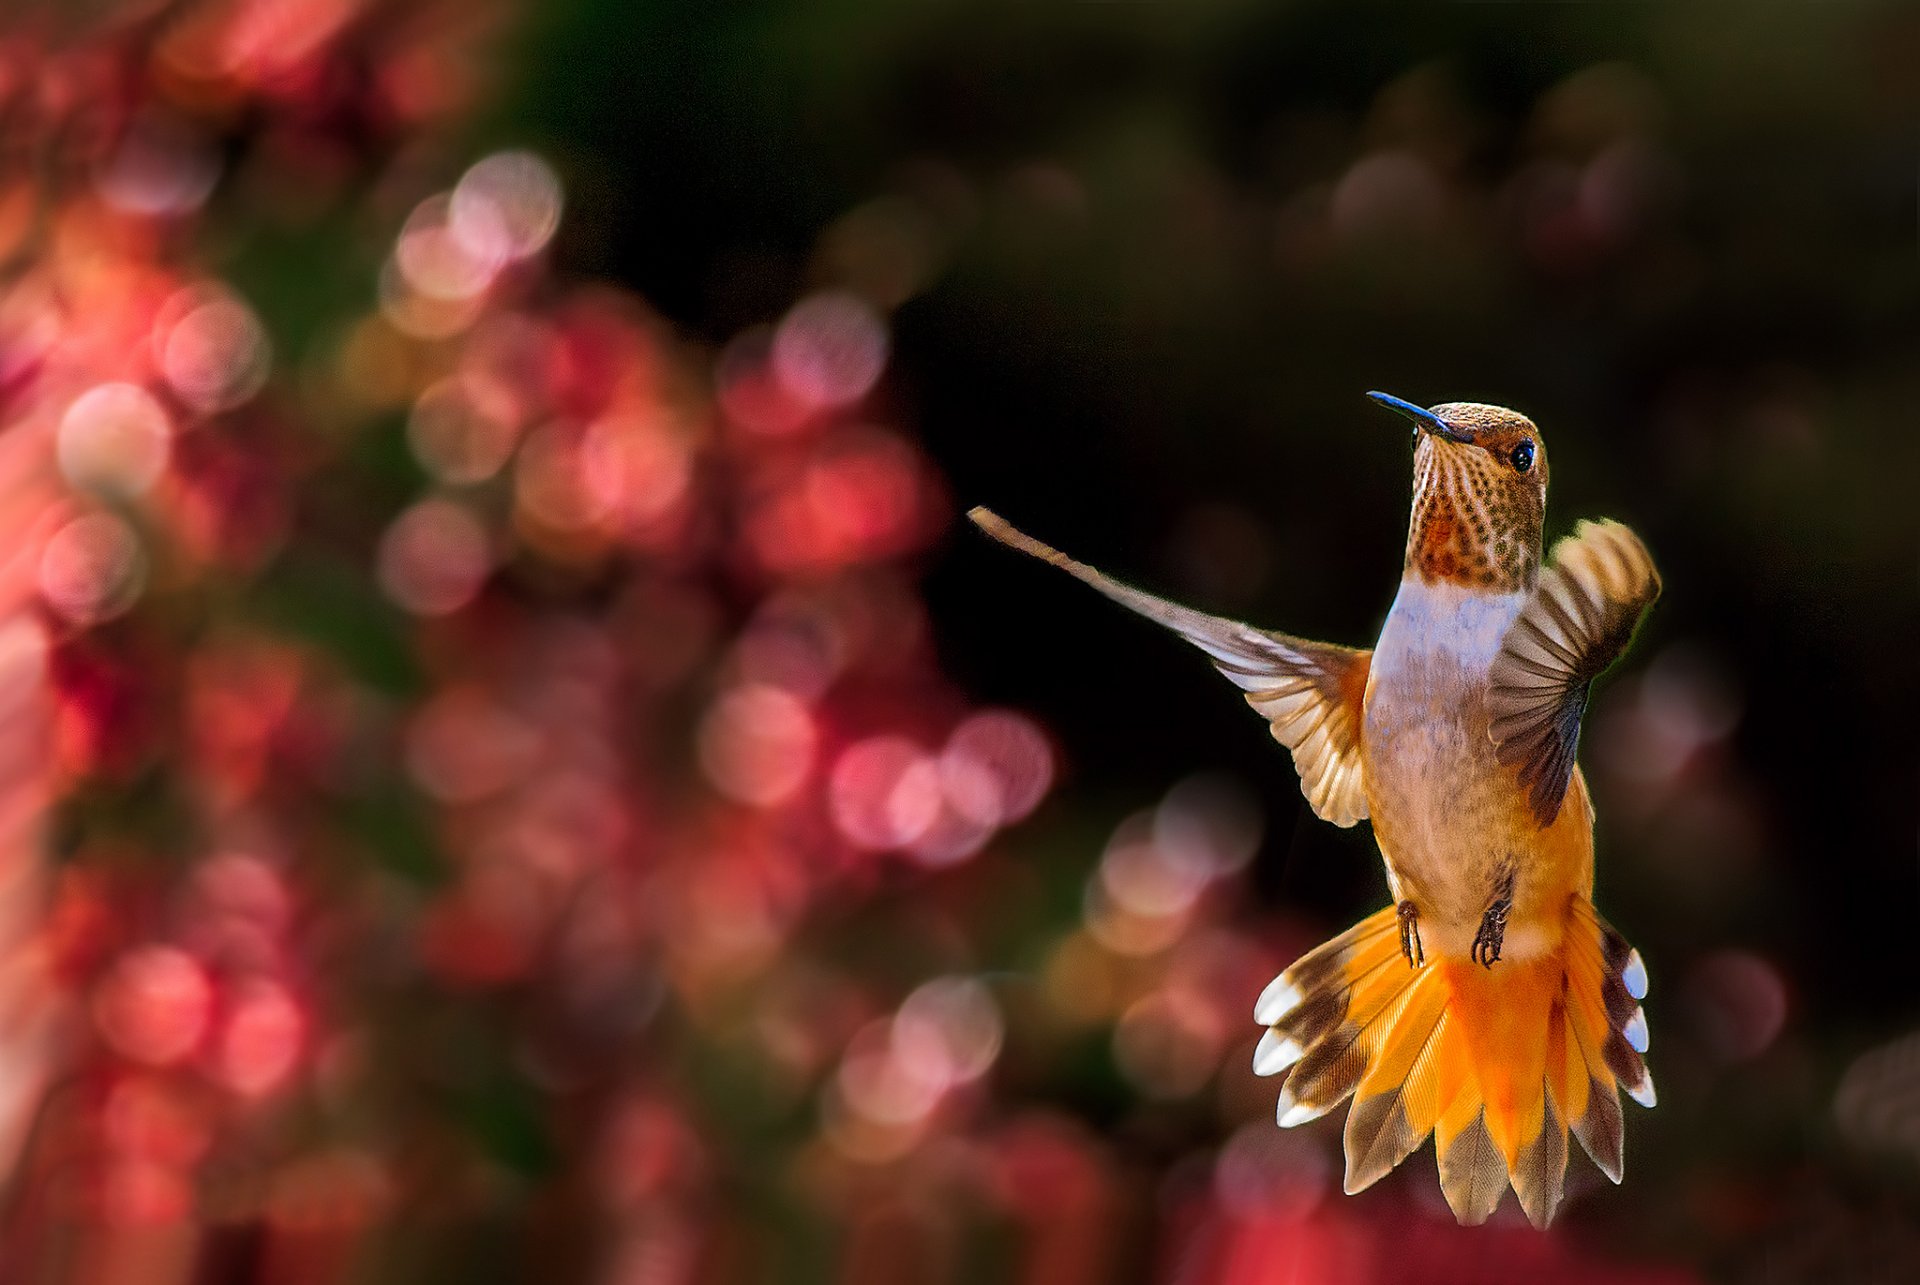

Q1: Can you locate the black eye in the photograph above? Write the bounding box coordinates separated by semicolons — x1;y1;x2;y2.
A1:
1509;440;1535;473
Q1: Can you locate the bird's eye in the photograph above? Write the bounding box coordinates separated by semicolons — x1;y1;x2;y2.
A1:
1509;440;1535;473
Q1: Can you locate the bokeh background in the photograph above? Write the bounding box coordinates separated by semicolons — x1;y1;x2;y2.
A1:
0;1;1914;1282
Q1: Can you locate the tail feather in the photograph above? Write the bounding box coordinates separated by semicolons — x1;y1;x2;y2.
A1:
1253;895;1653;1228
1570;1066;1626;1183
1274;950;1428;1126
1512;1094;1570;1227
1342;978;1449;1193
1252;906;1402;1074
1436;1099;1507;1225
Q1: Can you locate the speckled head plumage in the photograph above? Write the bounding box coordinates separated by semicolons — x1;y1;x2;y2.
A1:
1368;394;1548;593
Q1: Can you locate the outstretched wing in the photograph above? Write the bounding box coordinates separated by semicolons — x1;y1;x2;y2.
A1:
1487;520;1661;826
968;507;1373;827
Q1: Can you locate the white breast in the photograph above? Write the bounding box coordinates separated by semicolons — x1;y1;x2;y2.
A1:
1362;577;1528;920
1371;578;1526;684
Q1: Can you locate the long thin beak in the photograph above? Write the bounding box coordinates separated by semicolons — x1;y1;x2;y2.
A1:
1367;391;1472;443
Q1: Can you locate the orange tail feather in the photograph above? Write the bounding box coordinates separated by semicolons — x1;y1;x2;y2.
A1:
1254;895;1653;1227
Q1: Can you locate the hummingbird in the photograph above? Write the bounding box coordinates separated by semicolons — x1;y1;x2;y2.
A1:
969;392;1659;1228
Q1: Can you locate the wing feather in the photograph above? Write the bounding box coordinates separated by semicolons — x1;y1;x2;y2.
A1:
970;508;1372;827
1487;520;1660;825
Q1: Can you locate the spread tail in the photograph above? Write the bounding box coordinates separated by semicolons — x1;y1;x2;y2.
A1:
1252;897;1652;1227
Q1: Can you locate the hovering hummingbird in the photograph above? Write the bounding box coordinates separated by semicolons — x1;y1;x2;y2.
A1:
969;392;1660;1228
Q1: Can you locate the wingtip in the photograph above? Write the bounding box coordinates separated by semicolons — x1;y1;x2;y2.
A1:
1622;949;1648;1000
1624;1007;1649;1054
1252;1027;1304;1077
1276;1096;1322;1128
964;506;1070;568
1253;974;1301;1027
966;505;1012;541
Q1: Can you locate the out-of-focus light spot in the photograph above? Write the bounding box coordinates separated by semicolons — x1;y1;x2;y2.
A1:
1329;150;1443;242
583;415;692;526
697;683;815;807
94;946;213;1066
57;383;172;497
378;257;486;340
1154;774;1262;879
716;326;813;436
1100;813;1211;919
192;853;292;938
0;617;48;720
1683;949;1787;1064
836;1018;944;1127
596;1097;706;1208
814;196;944;309
735;592;849;702
829;735;941;850
1836;1031;1920;1161
198;0;354;81
516;421;618;533
406;686;543;804
1508;159;1590;270
741;427;926;572
95;114;219;216
1113;990;1225;1099
893;976;1003;1087
1532;63;1665;154
407;377;520;484
771;292;887;410
752;966;861;1083
938;710;1053;828
395;193;504;302
422;882;541;988
903;804;996;868
673;854;793;982
157;287;271;413
1213;1123;1330;1219
459;312;557;423
1579;141;1678;241
450;151;562;262
40;512;147;625
216;980;305;1096
1082;880;1187;958
1597;644;1741;787
100;1159;194;1226
376;498;491;616
1638;645;1741;757
103;1077;212;1166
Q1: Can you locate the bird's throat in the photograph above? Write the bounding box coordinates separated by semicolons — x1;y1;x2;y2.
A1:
1405;453;1539;593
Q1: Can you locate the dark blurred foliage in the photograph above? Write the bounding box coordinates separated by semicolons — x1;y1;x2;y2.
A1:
0;0;1914;1282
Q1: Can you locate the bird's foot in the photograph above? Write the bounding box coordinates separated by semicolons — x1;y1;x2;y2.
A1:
1471;874;1515;968
1397;900;1424;968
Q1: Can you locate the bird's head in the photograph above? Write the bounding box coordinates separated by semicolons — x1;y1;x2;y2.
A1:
1367;392;1547;592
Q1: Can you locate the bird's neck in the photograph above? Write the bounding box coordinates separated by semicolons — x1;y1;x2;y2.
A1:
1404;480;1540;593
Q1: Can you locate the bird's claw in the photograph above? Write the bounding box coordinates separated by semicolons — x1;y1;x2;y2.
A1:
1471;874;1514;968
1397;899;1424;968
